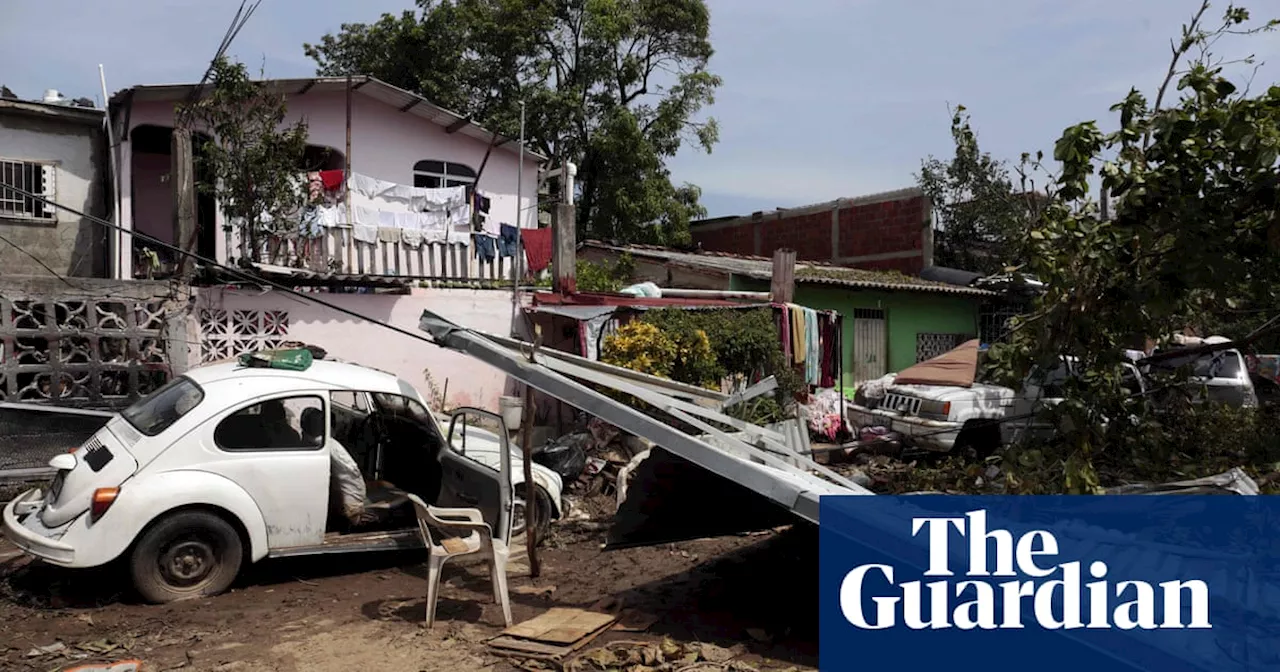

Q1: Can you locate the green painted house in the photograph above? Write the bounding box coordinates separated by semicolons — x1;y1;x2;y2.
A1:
579;242;998;387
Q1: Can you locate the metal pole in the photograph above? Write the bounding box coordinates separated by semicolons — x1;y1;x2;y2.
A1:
99;64;124;279
344;73;354;274
510;102;541;577
511;102;526;322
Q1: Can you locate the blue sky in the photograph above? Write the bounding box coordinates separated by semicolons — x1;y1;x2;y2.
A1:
2;0;1276;217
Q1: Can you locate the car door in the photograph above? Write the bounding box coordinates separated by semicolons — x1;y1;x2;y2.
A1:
438;408;514;544
199;392;331;549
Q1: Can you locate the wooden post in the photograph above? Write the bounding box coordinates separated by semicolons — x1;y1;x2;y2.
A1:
771;248;796;304
344;73;354;272
172;126;197;276
518;323;543;577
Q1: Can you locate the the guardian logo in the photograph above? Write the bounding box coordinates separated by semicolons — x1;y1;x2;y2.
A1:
840;510;1212;631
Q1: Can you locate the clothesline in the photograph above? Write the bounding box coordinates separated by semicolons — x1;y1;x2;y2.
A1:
776;303;841;388
299;170;553;274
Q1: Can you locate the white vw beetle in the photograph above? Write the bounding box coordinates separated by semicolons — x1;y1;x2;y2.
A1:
2;354;562;603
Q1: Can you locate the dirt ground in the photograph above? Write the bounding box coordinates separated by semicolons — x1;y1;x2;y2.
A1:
0;513;820;672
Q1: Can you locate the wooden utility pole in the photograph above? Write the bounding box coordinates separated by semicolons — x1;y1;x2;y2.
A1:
771;248;796;303
519;326;542;577
551;167;576;294
172;126;197;276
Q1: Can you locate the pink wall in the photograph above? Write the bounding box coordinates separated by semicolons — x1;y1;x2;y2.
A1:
190;286;517;412
122;88;541;265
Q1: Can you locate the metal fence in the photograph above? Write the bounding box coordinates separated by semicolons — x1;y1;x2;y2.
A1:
0;403;110;473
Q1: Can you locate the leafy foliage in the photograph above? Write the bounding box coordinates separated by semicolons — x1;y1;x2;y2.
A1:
184;57;311;262
640;308;805;402
576;253;636;292
305;0;721;245
986;1;1280;491
917;107;1042;275
601;320;711;383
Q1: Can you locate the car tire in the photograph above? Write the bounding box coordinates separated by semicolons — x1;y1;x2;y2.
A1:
511;485;554;543
129;510;244;604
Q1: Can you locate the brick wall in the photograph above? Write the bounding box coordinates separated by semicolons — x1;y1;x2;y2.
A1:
691;188;930;274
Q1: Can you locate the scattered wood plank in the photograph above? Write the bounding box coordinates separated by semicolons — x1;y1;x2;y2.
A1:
488;608;618;664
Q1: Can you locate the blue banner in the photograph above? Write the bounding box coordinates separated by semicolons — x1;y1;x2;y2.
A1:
819;496;1280;671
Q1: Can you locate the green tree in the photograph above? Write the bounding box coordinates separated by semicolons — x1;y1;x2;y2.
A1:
988;1;1280;492
304;0;720;245
918;107;1043;275
184;57;311;263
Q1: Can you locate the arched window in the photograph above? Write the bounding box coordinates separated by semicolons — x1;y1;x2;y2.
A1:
413;160;477;188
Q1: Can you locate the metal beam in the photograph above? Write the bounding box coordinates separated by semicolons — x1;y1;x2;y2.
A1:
419;311;868;529
445;117;470;133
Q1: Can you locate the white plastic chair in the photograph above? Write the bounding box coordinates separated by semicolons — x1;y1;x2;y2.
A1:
406;493;512;628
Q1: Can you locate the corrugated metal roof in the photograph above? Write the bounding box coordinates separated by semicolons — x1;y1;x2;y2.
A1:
584;242;997;297
112;76;547;162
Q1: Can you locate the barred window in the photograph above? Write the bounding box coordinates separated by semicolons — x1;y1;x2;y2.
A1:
0;158;56;221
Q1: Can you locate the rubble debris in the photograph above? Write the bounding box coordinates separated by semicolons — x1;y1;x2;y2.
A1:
511;584;558;597
26;642;66;657
1105;467;1261;496
567;637;753;672
534;433;590;482
65;661;143;672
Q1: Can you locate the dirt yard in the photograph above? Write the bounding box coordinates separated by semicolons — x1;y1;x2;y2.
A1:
0;517;819;672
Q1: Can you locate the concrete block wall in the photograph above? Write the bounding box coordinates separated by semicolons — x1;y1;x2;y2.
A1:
691;188;931;274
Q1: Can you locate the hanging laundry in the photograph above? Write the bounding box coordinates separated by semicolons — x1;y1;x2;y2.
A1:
319;169;345;191
790;306;807;365
498;223;520;258
420;210;449;243
306;172;324;203
352;206;380;243
397;212;425;248
521;227;553;273
413;185;467;211
473;234;496;262
299;206;324;237
806;309;821;385
777;305;792;364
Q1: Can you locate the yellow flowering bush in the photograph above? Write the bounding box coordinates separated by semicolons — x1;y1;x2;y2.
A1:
602;321;679;379
602;320;719;387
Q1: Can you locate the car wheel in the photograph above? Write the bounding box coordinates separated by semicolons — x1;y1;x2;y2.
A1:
510;485;553;543
129;510;244;604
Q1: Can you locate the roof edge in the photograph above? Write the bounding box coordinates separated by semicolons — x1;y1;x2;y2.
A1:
110;75;547;162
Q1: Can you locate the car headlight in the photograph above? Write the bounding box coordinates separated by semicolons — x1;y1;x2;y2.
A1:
917;400;952;418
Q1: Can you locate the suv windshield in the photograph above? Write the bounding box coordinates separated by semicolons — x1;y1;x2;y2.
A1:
121;376;205;436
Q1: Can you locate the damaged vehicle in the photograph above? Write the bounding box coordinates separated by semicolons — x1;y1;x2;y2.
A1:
1143;336;1257;408
847;342;1146;452
2;351;561;603
846;340;1012;453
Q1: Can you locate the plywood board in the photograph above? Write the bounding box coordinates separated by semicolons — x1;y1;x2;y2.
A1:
501;607;617;645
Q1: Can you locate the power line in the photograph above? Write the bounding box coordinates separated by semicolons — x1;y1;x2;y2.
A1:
0;181;445;350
